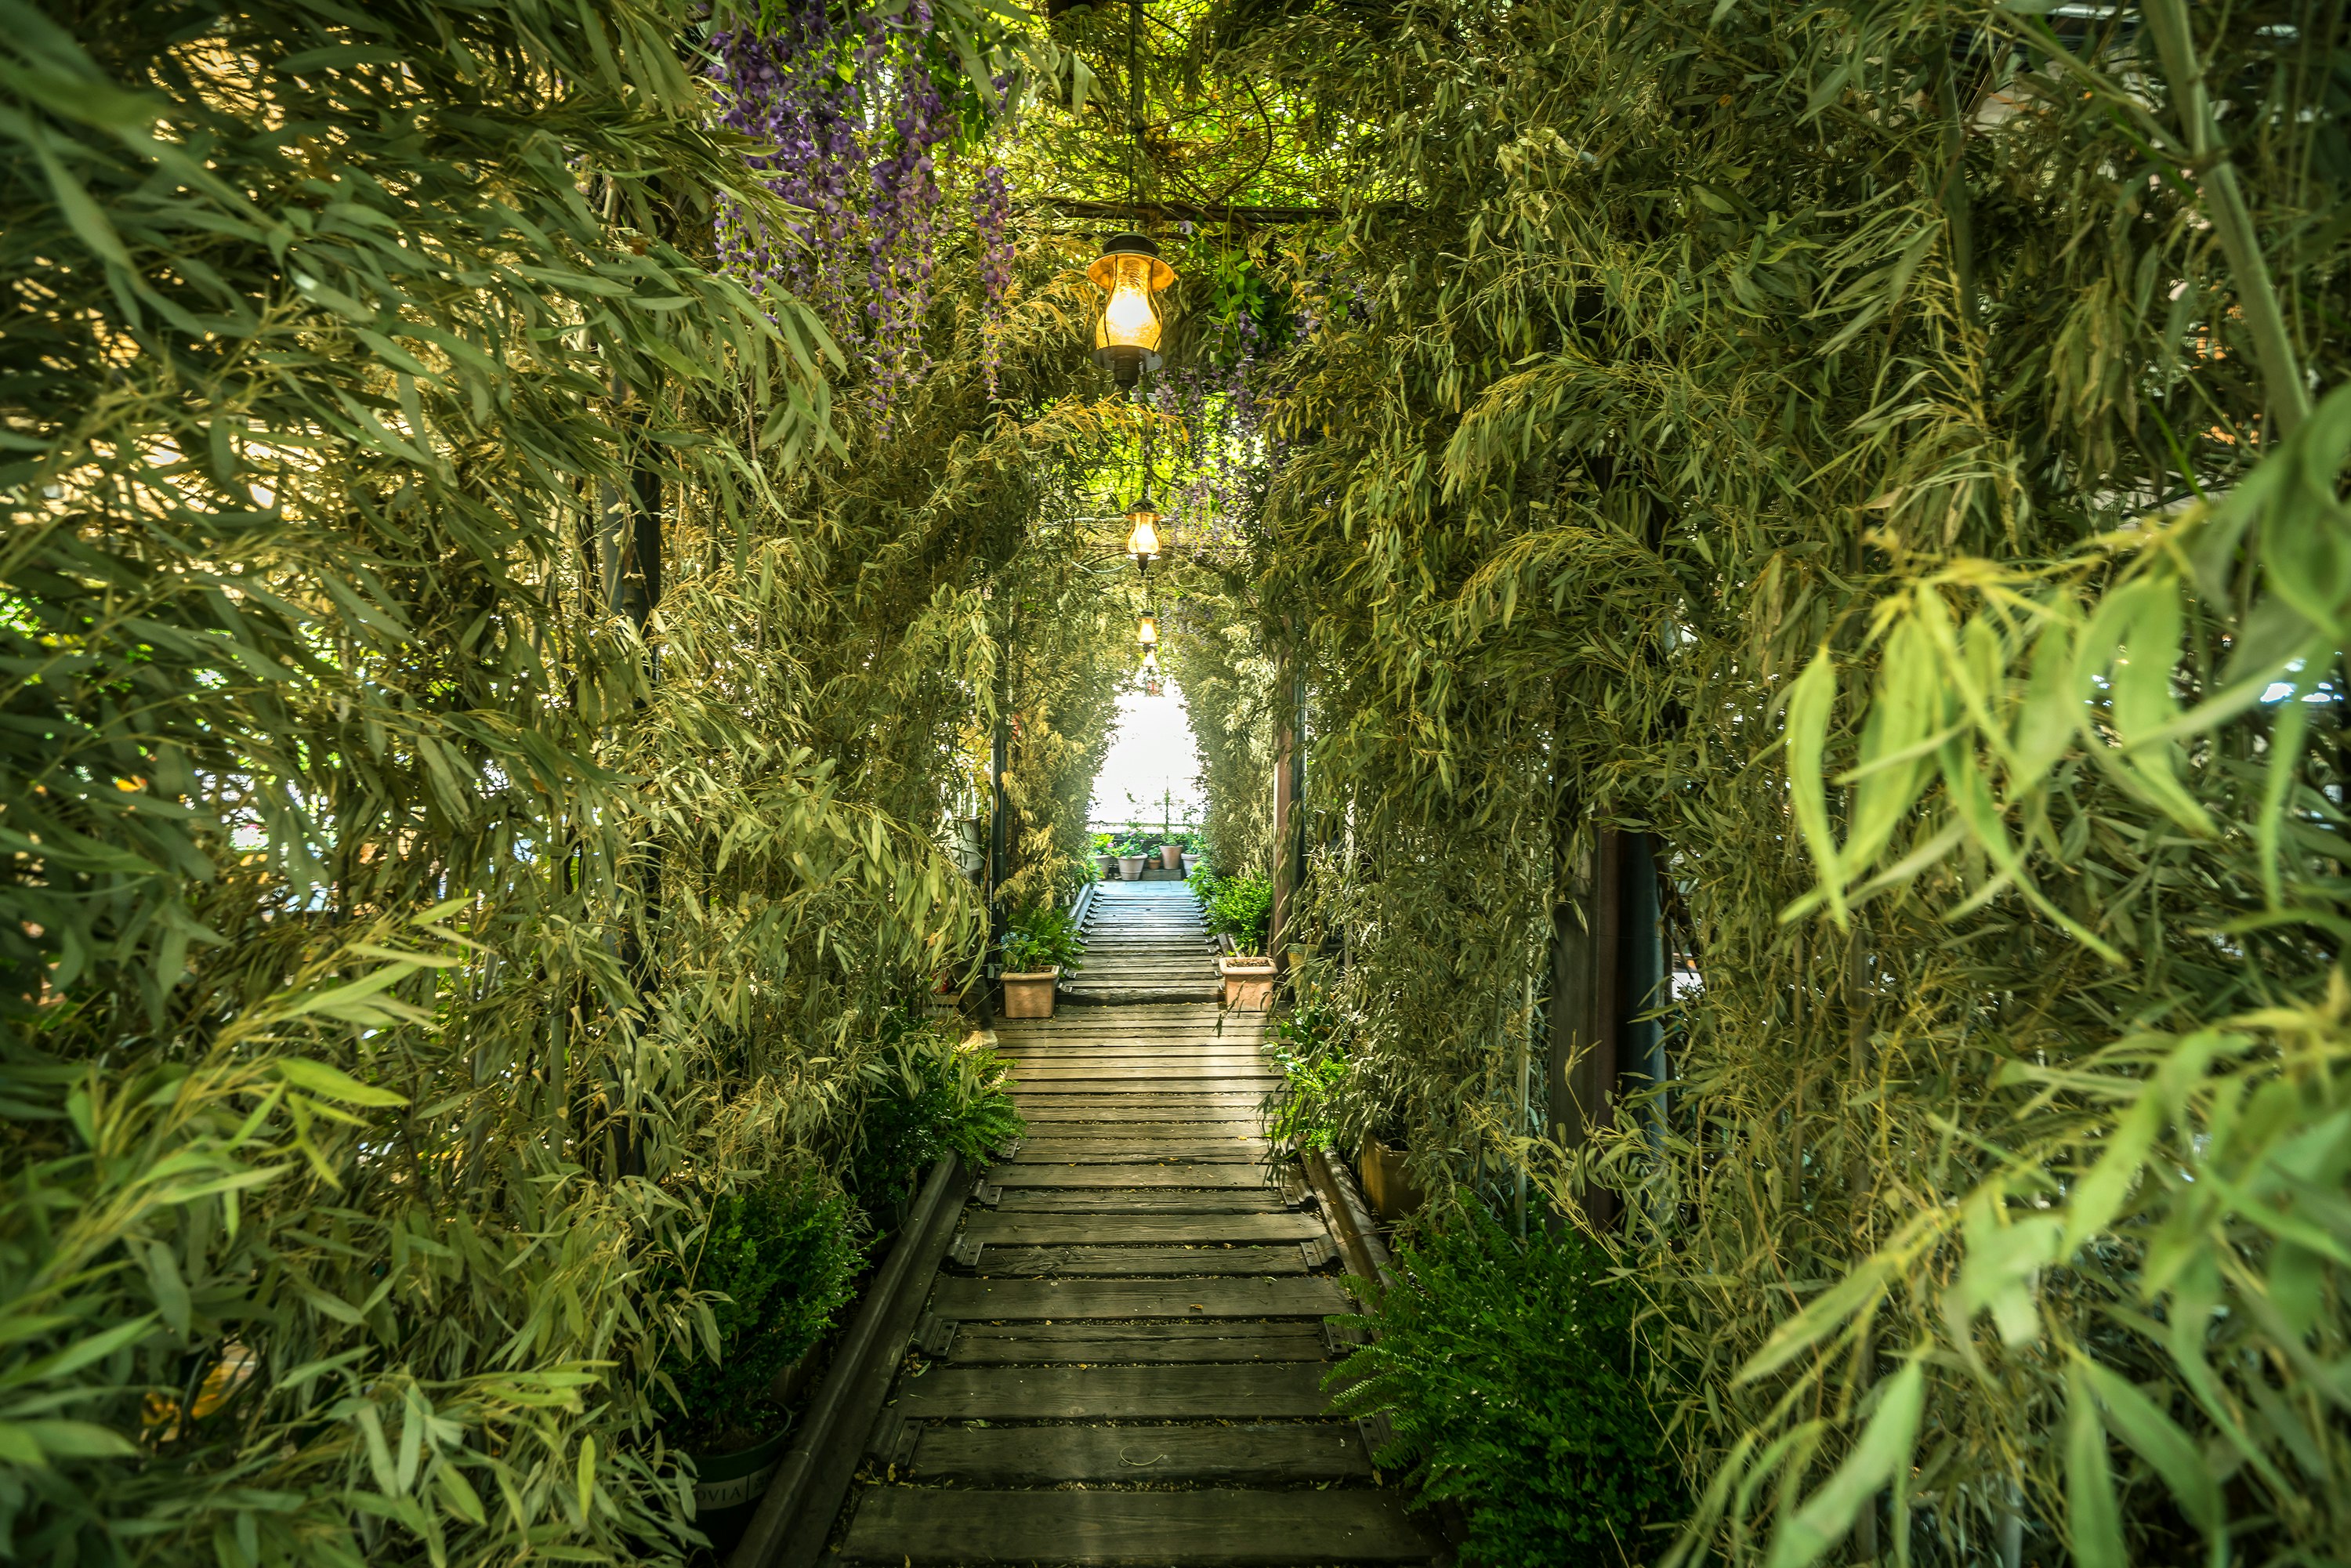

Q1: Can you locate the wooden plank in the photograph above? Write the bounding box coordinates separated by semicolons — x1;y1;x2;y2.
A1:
971;1244;1306;1276
1005;1052;1254;1065
990;1164;1266;1189
963;1212;1322;1246
1006;1072;1279;1086
1016;1110;1270;1124
894;1363;1331;1419
929;1275;1350;1320
839;1488;1437;1564
945;1321;1330;1363
1009;1139;1269;1164
907;1422;1371;1484
1011;1124;1270;1147
1016;1091;1265;1103
994;1190;1288;1215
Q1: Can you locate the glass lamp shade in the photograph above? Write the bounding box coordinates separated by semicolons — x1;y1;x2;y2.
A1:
1136;614;1159;647
1125;505;1161;560
1089;234;1176;386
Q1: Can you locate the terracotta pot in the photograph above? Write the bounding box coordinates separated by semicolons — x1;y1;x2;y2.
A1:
1001;968;1058;1019
1160;845;1183;870
1118;855;1147;879
686;1421;795;1555
1219;956;1276;1012
1356;1139;1425;1222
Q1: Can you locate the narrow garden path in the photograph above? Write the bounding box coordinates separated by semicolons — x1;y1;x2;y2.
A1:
830;892;1438;1563
1060;879;1223;1005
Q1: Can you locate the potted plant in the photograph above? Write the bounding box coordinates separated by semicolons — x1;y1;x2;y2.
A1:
1158;838;1183;871
1092;831;1117;879
1203;870;1276;1009
1114;827;1154;882
1000;904;1086;1019
658;1172;862;1555
1356;1134;1426;1222
1178;831;1201;876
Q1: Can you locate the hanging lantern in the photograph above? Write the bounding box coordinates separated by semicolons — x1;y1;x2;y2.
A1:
1136;612;1158;648
1089;234;1176;388
1124;494;1161;571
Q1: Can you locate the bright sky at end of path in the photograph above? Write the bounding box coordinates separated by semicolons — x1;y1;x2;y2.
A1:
1090;686;1204;828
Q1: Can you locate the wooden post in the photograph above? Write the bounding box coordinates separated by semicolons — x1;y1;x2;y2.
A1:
1267;632;1297;964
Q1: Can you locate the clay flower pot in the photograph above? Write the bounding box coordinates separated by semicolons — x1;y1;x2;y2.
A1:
1001;968;1059;1019
1356;1139;1426;1222
1159;845;1183;870
1118;855;1147;879
1219;956;1276;1011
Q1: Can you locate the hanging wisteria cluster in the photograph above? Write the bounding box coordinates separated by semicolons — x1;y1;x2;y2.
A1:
709;0;1014;419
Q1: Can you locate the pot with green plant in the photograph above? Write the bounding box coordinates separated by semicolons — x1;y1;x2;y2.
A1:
1179;830;1201;876
1204;870;1277;1009
1091;830;1117;878
1114;827;1155;882
1000;904;1086;1018
656;1171;862;1554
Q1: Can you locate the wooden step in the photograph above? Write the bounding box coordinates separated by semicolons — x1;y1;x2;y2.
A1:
929;1275;1351;1320
944;1320;1331;1363
994;1189;1290;1215
990;1164;1268;1189
962;1213;1322;1246
894;1362;1331;1419
968;1243;1306;1276
1009;1114;1264;1135
1010;1139;1270;1164
840;1487;1439;1564
907;1422;1373;1483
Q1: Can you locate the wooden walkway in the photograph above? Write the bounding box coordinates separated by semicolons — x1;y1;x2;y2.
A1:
830;901;1438;1563
1060;880;1221;1005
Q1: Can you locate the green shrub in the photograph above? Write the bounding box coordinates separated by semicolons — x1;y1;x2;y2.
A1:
656;1171;861;1450
1266;990;1347;1152
1002;904;1086;972
1202;870;1273;953
846;1021;1024;1212
1330;1207;1684;1565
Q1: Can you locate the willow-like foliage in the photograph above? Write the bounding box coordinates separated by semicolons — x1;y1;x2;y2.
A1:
1212;0;2351;1562
0;0;1149;1560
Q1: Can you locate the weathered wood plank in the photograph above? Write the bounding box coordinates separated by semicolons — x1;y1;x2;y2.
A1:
994;1189;1288;1215
970;1244;1306;1276
907;1422;1372;1484
989;1164;1268;1189
944;1320;1330;1363
1016;1090;1265;1104
962;1212;1321;1246
893;1363;1331;1419
1009;1139;1269;1164
839;1488;1438;1564
1016;1105;1270;1128
929;1276;1350;1320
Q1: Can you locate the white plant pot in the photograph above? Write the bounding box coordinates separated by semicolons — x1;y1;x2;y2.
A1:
1118;856;1147;879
